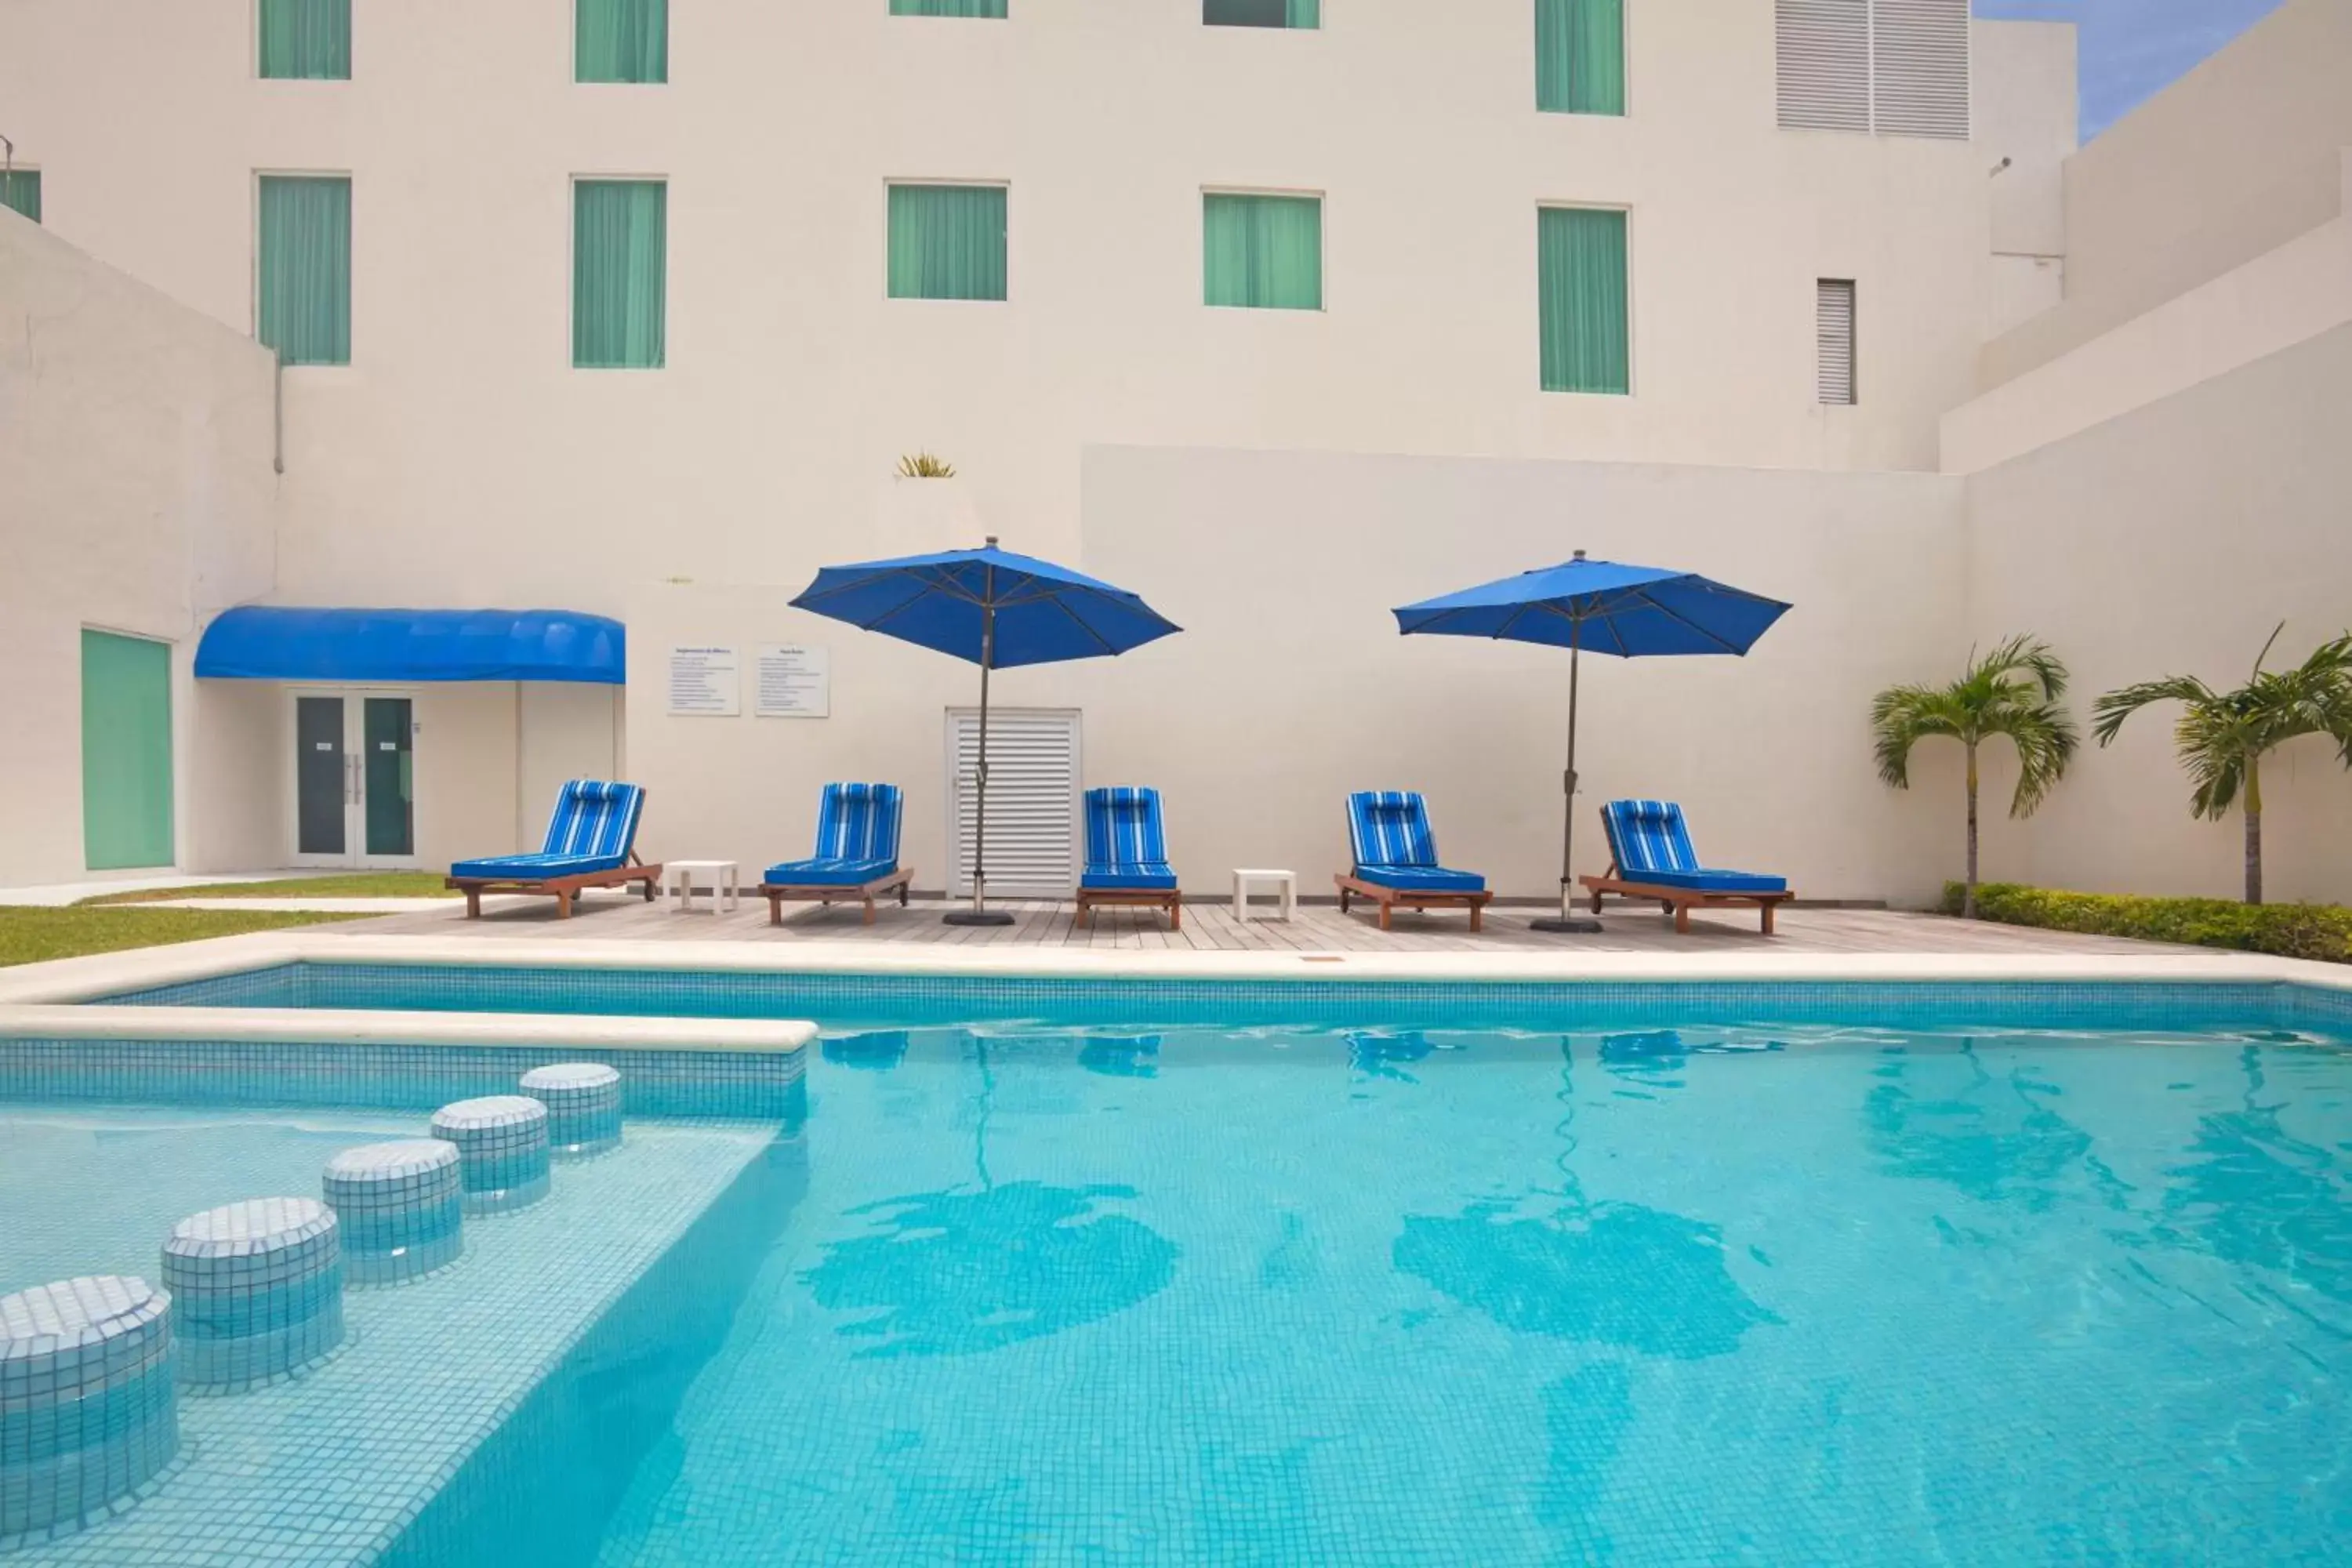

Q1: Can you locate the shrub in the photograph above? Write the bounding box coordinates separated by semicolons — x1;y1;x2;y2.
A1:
1943;882;2352;964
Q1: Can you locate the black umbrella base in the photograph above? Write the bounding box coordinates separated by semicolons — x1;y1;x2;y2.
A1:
1529;916;1606;935
943;909;1017;927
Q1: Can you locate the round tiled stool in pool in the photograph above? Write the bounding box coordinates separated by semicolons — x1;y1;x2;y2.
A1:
430;1095;551;1214
161;1199;345;1392
322;1140;465;1286
0;1276;178;1544
519;1063;622;1158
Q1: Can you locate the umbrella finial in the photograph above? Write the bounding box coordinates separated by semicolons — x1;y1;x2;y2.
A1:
985;535;999;549
1573;549;1587;561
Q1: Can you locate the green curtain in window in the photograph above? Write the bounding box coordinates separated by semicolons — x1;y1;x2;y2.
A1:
1203;194;1322;310
260;0;350;80
82;630;175;871
888;185;1008;302
258;176;351;366
1203;0;1319;25
576;0;668;82
1538;207;1628;394
1536;0;1624;114
574;180;667;368
0;170;39;223
890;0;1010;16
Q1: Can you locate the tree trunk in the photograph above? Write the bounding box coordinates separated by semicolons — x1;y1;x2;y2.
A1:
2244;753;2263;906
1964;742;1980;920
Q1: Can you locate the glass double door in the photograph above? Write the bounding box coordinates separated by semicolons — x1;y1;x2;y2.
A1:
293;693;417;866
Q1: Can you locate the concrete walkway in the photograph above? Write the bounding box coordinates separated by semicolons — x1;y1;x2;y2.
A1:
0;869;354;907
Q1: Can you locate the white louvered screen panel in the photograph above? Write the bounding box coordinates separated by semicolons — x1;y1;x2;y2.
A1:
1817;279;1857;405
1775;0;1869;132
1871;0;1970;140
946;708;1080;898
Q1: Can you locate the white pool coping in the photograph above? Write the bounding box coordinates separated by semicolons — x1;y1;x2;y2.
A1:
1;927;2348;1018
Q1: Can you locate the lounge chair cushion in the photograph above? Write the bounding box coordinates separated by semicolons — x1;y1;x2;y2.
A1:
1612;867;1788;895
762;856;899;888
450;852;629;881
811;782;904;865
1599;799;1784;894
1346;791;1443;869
1352;863;1487;895
1081;862;1180;893
1082;787;1179;892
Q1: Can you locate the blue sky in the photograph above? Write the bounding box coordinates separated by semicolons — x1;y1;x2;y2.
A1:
1973;0;2284;137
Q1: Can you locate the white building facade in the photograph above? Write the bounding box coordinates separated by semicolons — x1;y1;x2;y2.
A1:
2;0;2347;906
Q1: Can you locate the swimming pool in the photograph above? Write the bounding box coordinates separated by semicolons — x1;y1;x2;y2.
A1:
5;976;2349;1563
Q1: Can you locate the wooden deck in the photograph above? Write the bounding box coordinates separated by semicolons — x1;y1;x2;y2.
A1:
327;894;2183;957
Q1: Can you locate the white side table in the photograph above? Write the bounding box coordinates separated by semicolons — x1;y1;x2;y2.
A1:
667;859;739;913
1233;868;1297;924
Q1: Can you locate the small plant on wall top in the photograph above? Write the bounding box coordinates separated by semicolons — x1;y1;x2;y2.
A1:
1871;636;2079;920
897;452;957;479
2092;623;2352;906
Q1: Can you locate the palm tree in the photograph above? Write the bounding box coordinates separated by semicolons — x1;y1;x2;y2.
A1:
1871;637;2079;920
2091;626;2352;905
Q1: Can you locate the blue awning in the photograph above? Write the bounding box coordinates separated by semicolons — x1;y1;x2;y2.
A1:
195;607;626;684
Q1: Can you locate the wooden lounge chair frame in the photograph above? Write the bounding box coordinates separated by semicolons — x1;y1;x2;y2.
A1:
760;867;916;926
1578;865;1794;935
446;853;661;920
1075;885;1183;930
1335;873;1492;932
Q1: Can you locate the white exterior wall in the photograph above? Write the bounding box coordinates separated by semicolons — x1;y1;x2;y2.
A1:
1981;0;2352;387
0;0;2012;625
622;448;1970;906
1963;322;2352;905
0;213;280;885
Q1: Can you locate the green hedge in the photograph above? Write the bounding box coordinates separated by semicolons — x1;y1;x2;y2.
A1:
1943;882;2352;964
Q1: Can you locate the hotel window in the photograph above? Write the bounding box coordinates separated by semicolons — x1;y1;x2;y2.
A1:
1817;280;1856;404
1776;0;1969;139
1204;0;1320;29
574;180;667;368
257;175;351;366
1203;194;1323;310
1;169;39;224
1535;0;1624;115
576;0;668;83
259;0;350;80
891;0;1008;16
1537;207;1628;395
888;184;1008;302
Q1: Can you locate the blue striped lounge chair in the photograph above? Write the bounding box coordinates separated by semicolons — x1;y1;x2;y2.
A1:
758;782;913;924
1075;786;1181;930
1582;799;1793;935
1337;790;1493;931
446;779;658;919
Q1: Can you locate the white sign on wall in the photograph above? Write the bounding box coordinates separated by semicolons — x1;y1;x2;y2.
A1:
666;645;741;717
756;644;831;718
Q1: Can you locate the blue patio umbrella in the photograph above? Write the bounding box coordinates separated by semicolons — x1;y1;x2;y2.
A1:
790;535;1181;925
1393;550;1791;932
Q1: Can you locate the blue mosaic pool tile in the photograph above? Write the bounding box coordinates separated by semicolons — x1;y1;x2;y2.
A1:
323;1142;464;1287
429;1098;550;1216
0;1277;177;1548
517;1064;622;1159
160;1200;346;1392
0;1039;804;1122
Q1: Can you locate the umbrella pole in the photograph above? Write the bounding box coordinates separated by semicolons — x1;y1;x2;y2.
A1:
946;587;1015;927
1531;618;1603;935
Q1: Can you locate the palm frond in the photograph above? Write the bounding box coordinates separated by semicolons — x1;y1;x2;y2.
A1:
1985;699;2080;817
1868;685;1967;790
2091;676;2215;747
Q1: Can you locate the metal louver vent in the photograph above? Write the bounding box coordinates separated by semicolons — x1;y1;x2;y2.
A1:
946;708;1080;898
1817;279;1857;405
1871;0;1971;140
1777;0;1969;140
1775;0;1870;132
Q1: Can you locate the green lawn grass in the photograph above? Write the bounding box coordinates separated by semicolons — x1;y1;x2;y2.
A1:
81;872;456;905
0;906;368;967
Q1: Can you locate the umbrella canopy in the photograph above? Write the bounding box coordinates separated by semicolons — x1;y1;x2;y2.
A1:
789;542;1180;668
1393;550;1790;931
790;537;1180;923
1392;555;1789;656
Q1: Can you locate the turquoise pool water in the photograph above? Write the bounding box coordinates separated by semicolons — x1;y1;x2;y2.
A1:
5;1017;2348;1563
527;1022;2343;1565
